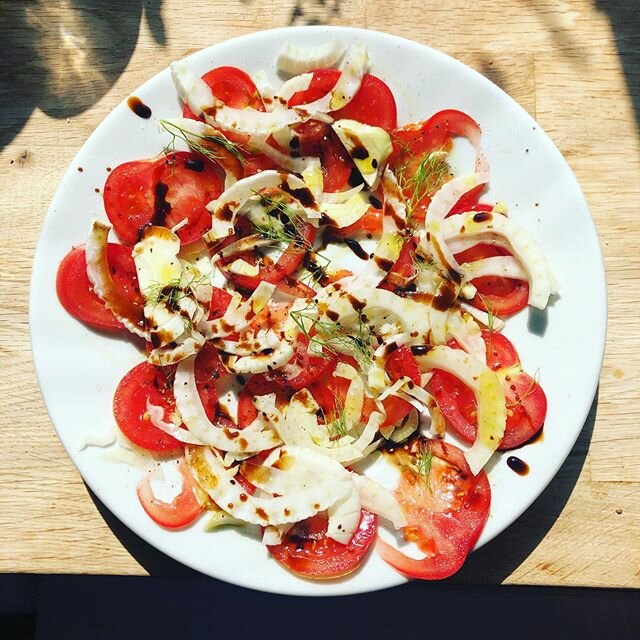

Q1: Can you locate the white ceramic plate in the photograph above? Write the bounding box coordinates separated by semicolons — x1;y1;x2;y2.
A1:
30;26;606;596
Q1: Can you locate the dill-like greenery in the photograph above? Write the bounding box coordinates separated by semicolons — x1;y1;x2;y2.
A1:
143;272;208;333
477;293;497;355
412;251;436;274
251;191;309;248
251;190;333;284
326;401;349;441
394;144;452;226
506;368;542;409
414;442;433;491
159;119;245;165
289;301;373;368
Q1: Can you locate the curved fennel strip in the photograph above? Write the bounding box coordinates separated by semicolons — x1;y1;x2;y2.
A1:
187;445;356;533
351;474;407;529
85;220;148;338
132;225;206;365
204;170;319;241
459;255;528;281
374;169;407;264
421;172;490;279
412;346;506;475
145;400;204;445
442;212;558;309
277;41;345;75
270;73;313;111
220;339;295;375
249;136;321;174
170;44;367;137
335;363;365;426
175;356;281;454
249;446;361;544
255;391;383;466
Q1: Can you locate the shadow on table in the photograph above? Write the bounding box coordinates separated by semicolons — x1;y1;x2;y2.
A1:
0;0;165;152
595;1;640;130
87;389;599;587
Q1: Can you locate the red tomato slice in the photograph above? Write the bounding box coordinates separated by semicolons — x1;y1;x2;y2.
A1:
429;331;547;449
104;152;223;246
390;109;482;218
242;152;280;177
454;243;529;317
182;66;264;120
136;458;204;529
377;237;418;292
448;184;485;216
113;362;183;452
392;109;481;159
56;244;142;333
379;395;414;428
377;438;491;580
267;510;378;579
194;343;228;422
237;375;290;428
155;151;223;244
320;129;353;193
288;69;397;130
310;362;413;429
336;208;382;236
103;159;162;245
385;345;421;385
255;336;338;392
208;286;234;320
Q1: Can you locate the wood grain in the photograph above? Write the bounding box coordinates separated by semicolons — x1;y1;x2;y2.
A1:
0;0;638;588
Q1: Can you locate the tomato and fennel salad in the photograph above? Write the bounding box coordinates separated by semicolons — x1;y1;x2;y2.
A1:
56;40;557;581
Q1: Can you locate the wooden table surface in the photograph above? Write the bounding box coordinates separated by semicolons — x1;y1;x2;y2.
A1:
1;0;638;589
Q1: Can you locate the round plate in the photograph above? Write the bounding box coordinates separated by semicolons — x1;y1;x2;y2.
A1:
30;26;606;596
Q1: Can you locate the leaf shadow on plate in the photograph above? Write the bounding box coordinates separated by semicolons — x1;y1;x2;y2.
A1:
85;389;599;588
0;0;166;152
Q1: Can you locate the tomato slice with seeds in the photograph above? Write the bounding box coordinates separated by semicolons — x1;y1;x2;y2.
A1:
104;152;223;245
113;362;183;452
268;510;378;579
454;243;529;317
136;458;204;529
429;331;546;449
154;151;223;244
103;159;162;245
386;345;421;385
377;437;490;580
56;244;142;333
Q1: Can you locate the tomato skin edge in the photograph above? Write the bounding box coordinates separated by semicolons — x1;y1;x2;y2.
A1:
267;510;378;579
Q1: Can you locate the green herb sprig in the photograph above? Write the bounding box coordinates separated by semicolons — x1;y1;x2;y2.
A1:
159;119;245;165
